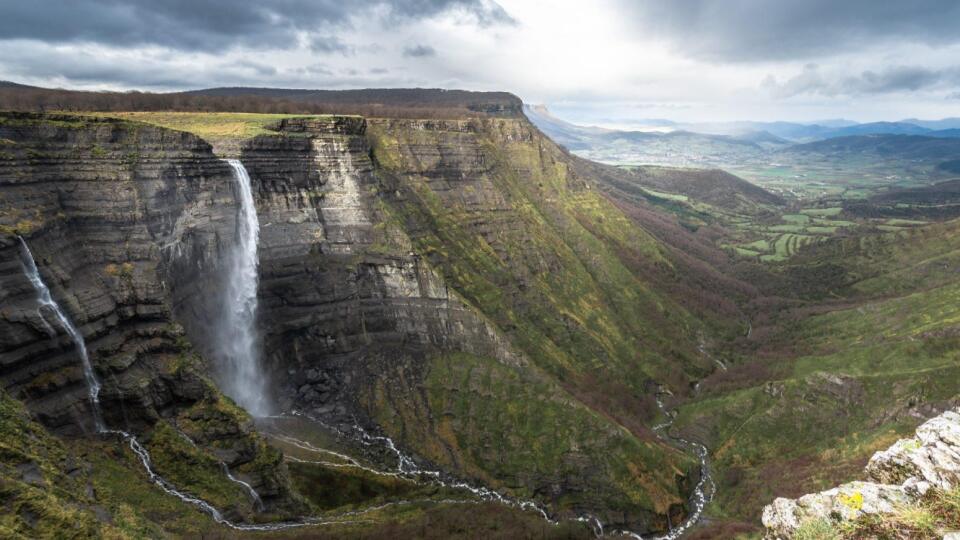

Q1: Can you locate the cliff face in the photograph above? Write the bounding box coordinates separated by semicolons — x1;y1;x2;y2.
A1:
0;111;718;535
236;117;521;405
0;113;234;433
363;116;725;527
0;113;301;518
236;116;693;531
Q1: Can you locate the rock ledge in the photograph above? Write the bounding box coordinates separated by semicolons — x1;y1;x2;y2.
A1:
762;410;960;539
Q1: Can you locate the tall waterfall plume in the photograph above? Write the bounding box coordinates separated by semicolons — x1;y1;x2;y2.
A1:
18;237;104;431
217;159;268;416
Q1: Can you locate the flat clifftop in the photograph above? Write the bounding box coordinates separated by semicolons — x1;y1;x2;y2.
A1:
0;83;524;119
61;111;364;157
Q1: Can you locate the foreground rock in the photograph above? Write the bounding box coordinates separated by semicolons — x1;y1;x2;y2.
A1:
762;409;960;538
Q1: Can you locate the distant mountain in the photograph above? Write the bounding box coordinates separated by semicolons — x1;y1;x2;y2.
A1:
0;80;38;88
781;134;960;163
526;104;960;171
525;104;775;167
811;119;860;128
731;130;792;148
937;159;960;174
816;121;933;139
578;160;785;215
522;104;610;149
929;128;960;139
901;118;960;130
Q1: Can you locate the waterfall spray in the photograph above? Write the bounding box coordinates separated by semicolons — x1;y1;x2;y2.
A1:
216;159;268;417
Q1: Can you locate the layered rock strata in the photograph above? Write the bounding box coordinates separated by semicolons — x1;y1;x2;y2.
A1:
0;112;299;513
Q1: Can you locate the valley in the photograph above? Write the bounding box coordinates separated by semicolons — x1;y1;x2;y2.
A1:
0;84;959;540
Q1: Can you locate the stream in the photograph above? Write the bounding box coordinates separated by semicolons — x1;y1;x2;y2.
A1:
626;392;716;540
18;230;715;537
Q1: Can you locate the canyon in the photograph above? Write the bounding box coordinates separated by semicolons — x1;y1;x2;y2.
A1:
2;88;959;539
0;105;740;537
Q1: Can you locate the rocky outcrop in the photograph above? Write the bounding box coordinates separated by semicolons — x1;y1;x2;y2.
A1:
762;409;960;538
865;410;960;490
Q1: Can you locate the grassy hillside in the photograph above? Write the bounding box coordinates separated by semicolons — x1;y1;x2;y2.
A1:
368;117;738;404
359;116;741;527
671;218;960;533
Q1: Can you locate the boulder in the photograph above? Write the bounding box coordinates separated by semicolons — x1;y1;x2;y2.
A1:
763;409;960;538
762;481;912;539
866;410;960;490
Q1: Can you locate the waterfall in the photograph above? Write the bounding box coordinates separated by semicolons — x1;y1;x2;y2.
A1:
18;237;105;432
217;159;268;416
16;236;285;528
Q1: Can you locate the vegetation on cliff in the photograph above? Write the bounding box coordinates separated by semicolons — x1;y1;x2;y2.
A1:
5;99;960;539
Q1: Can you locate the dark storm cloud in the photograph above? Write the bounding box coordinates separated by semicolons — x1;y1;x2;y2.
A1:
0;42;199;88
623;0;960;62
765;64;960;98
403;44;436;57
0;40;415;90
309;36;355;56
0;0;513;52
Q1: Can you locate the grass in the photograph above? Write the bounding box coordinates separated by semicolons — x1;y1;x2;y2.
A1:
796;518;841;540
783;214;812;224
362;116;719;527
641;187;690;202
795;488;960;539
885;219;928;226
674;220;960;524
365;351;695;518
79;111;321;141
742;239;771;251
802;207;843;217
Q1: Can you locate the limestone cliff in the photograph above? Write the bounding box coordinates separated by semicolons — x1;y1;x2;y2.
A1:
0;113;302;520
0;110;724;535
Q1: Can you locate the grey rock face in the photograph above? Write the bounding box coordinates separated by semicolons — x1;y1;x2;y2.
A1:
0;113;301;513
762;482;912;539
865;410;960;490
235;117;525;423
0;113;236;435
762;409;960;539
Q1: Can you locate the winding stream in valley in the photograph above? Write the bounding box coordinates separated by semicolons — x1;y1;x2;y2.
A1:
636;392;716;540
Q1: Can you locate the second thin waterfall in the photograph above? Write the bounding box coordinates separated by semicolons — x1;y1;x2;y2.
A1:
218;159;268;416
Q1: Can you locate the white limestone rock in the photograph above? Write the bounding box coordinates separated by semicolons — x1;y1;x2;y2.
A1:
762;481;912;539
763;409;960;539
866;410;960;490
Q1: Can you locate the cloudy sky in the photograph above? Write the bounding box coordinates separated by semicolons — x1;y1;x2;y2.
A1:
2;0;960;124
